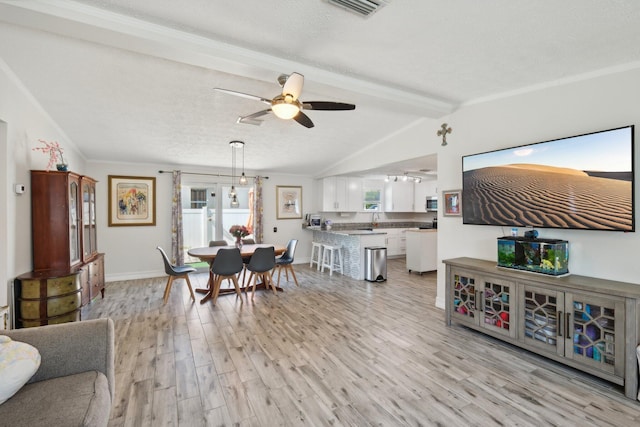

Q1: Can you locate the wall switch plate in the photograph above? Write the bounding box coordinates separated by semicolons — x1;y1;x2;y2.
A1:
15;184;25;194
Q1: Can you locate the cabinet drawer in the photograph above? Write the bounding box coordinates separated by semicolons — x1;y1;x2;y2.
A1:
21;311;80;328
89;259;103;278
20;291;82;319
20;274;80;298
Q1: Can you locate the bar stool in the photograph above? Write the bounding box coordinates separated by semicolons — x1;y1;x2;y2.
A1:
320;244;343;276
310;241;323;271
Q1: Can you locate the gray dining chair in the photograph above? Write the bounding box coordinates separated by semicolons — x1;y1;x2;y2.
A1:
209;239;235;285
209;248;244;305
245;246;276;298
272;239;299;287
239;238;255;285
157;246;196;304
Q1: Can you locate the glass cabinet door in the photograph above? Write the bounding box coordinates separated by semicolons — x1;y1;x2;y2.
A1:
566;293;624;377
68;178;81;265
82;179;97;260
89;183;97;254
520;284;564;356
480;277;516;338
451;269;479;325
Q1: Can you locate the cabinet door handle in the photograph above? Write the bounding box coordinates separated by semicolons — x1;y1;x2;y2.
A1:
565;312;571;339
558;311;563;337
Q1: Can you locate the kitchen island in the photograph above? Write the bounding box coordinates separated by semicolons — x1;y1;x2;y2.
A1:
311;229;386;280
405;229;437;273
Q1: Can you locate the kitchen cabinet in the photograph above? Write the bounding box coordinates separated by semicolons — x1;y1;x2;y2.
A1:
405;230;437;273
444;257;639;399
413;179;437;212
321;176;362;212
380;228;408;257
384;180;414;212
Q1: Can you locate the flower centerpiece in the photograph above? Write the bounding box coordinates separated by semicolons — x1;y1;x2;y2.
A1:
229;225;250;248
33;139;67;171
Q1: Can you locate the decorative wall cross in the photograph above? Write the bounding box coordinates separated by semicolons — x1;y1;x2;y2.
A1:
437;123;452;146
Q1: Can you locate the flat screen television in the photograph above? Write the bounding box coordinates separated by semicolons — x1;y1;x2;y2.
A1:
462;125;635;232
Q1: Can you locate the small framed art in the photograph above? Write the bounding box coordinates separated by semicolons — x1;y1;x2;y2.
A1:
108;175;156;226
276;185;302;219
442;189;462;217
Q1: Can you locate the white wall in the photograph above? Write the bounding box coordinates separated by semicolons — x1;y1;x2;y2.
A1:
85;161;315;281
434;68;640;307
0;59;86;307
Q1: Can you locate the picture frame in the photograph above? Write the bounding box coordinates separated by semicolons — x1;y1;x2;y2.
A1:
276;185;302;219
108;175;156;226
442;189;462;217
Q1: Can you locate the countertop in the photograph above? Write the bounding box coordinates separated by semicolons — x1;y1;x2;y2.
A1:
310;227;436;236
318;229;388;236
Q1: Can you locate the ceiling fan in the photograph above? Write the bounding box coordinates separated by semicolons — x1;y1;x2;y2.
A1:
213;72;355;128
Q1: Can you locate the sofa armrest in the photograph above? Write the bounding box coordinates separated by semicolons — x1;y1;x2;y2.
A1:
3;318;115;400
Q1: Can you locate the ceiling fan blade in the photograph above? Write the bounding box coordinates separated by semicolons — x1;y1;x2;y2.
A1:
282;72;304;100
213;88;272;106
302;101;356;111
237;109;272;125
293;111;314;128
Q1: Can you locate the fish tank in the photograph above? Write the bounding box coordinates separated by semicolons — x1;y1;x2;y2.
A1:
497;236;569;276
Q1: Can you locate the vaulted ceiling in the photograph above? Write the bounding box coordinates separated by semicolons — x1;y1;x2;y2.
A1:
1;0;640;177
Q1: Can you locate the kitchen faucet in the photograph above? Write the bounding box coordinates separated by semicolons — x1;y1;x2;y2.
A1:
372;212;380;227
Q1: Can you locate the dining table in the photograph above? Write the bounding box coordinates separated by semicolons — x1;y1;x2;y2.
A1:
187;243;286;304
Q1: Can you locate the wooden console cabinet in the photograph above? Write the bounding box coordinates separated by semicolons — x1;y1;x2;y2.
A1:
14;171;105;328
444;257;640;399
13;270;82;328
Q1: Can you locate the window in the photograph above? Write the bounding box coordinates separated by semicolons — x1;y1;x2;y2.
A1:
190;188;207;209
363;188;382;211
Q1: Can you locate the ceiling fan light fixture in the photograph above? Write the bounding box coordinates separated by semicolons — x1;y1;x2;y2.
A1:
271;96;301;119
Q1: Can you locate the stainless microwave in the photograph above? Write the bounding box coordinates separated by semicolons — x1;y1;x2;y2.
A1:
426;197;437;211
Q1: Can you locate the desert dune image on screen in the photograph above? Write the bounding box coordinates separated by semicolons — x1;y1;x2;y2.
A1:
462;126;634;231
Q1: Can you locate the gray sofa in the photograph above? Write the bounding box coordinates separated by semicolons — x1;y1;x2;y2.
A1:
0;318;115;427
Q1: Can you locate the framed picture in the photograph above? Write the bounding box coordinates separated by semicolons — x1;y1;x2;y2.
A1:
276;185;302;219
442;189;462;217
108;175;156;226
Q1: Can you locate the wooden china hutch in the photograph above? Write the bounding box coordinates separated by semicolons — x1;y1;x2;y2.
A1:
13;171;105;328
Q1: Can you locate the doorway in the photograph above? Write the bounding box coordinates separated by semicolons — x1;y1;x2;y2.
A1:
181;179;254;263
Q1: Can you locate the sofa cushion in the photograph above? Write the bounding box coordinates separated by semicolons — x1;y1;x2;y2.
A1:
0;335;41;404
0;370;111;427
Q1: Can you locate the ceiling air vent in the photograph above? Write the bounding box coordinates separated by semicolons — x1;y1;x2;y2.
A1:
325;0;388;17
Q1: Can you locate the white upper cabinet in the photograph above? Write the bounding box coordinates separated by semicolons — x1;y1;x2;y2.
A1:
413;179;438;212
321;177;363;212
384;180;414;212
346;177;363;211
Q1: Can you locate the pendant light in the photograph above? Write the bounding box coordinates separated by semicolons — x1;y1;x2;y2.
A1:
229;140;244;208
238;140;248;185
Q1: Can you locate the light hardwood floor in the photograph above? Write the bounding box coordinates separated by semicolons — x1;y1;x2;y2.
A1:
83;259;640;426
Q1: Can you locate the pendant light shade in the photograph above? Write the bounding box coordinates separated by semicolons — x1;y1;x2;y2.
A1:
238;141;248;185
229;140;245;208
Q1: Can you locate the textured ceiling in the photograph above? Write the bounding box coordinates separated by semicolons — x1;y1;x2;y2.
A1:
1;0;640;177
